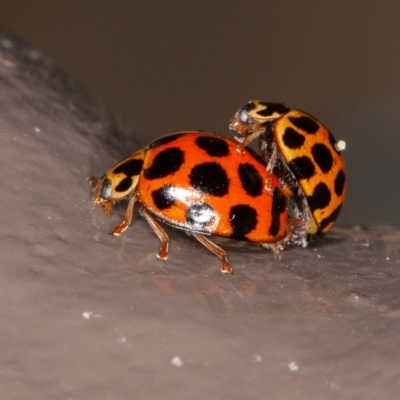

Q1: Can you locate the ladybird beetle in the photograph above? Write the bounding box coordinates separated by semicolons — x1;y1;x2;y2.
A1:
230;101;346;246
89;132;288;274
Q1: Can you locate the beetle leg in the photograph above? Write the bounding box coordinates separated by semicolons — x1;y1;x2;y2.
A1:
109;194;136;236
87;175;99;188
140;208;169;260
265;143;277;175
262;242;281;254
235;129;263;154
260;143;278;194
281;184;295;200
88;175;114;217
191;233;233;274
102;201;113;218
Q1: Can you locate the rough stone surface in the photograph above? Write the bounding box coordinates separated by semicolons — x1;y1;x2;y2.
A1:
1;32;400;400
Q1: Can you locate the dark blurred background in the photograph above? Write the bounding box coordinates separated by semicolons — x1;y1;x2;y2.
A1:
1;0;399;226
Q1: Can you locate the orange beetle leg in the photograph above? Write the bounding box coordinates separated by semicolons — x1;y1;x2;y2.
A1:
236;129;262;154
87;175;99;188
140;208;169;260
109;194;136;236
192;233;233;274
101;201;113;218
265;143;278;174
234;123;266;154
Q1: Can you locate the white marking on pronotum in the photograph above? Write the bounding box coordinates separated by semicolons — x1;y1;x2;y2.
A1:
334;140;346;151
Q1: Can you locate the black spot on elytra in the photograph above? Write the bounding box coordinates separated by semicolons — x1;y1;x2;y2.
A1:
319;204;342;231
189;162;229;197
151;185;176;210
186;202;216;230
143;147;184;180
269;188;286;236
113;159;144;176
195;136;230;157
312;143;333;173
115;177;133;193
288;156;316;180
334;169;346;196
328;131;341;154
307;182;331;211
282;127;305;149
256;102;290;116
289;115;319;134
147;133;184;149
238;163;263;197
229;205;257;240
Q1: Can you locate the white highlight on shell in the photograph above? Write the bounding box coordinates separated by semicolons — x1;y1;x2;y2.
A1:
167;186;198;204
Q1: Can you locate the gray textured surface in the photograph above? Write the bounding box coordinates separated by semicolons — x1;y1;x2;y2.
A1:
1;32;400;400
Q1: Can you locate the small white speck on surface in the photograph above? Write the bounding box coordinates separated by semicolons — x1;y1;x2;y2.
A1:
171;357;183;367
330;382;340;390
254;355;262;362
117;337;127;344
386;257;390;261
288;361;299;371
34;127;41;132
93;233;102;241
82;311;103;319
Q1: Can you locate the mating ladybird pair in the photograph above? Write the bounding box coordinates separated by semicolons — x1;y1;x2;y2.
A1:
89;102;346;274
